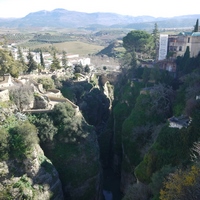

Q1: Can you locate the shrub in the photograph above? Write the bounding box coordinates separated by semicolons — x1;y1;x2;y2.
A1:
9;121;38;158
160;165;200;200
37;77;55;90
9;85;34;111
122;182;151;200
0;129;9;161
34;114;57;143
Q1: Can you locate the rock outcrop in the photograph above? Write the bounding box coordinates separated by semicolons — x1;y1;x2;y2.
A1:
44;126;102;200
33;95;50;109
0;144;64;200
38;102;102;200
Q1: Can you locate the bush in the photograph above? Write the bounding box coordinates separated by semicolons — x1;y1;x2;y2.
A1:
51;102;91;143
160;165;200;200
34;114;57;143
122;182;151;200
9;121;38;158
0;129;9;161
9;85;34;111
37;77;55;90
150;165;176;199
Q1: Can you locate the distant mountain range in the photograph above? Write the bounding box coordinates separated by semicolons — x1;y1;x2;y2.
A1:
0;8;200;30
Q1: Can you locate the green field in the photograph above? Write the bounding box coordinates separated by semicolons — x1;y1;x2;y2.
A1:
54;41;105;56
20;40;105;56
1;28;125;56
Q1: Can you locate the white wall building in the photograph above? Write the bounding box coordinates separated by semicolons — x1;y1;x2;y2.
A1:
158;34;168;60
78;58;91;66
67;54;79;59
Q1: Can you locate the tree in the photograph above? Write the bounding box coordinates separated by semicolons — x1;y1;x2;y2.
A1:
40;49;45;68
176;45;191;75
0;49;22;78
26;49;37;73
103;66;107;71
0;49;14;79
9;85;34;111
150;66;161;83
61;50;67;69
17;47;27;73
18;46;23;61
184;46;190;59
182;46;191;73
142;67;150;86
34;114;57;143
0;129;9;161
74;64;83;74
37;77;55;90
130;50;137;69
152;23;159;60
50;51;60;72
150;83;174;117
123;30;153;53
52;102;76;127
85;64;90;73
150;165;175;199
9;121;39;158
120;50;137;77
51;102;87;143
193;19;199;32
160;165;200;200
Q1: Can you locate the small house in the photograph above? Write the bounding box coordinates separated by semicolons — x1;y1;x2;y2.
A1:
168;115;192;129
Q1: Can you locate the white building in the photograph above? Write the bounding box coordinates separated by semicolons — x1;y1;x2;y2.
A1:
67;54;79;59
78;58;91;66
158;34;168;60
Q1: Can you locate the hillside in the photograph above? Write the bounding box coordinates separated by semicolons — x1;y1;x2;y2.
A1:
96;40;125;57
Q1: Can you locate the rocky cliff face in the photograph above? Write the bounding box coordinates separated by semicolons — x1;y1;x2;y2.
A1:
1;81;104;200
0;144;64;200
33;95;50;109
45;128;102;200
37;102;103;200
103;81;114;110
111;79;143;194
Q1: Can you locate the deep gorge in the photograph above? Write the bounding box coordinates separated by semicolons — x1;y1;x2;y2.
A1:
2;47;200;200
72;76;123;200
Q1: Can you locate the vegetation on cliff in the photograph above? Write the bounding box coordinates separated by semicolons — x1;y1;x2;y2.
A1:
31;102;101;200
0;103;64;199
1;23;200;200
109;28;200;200
0;70;102;200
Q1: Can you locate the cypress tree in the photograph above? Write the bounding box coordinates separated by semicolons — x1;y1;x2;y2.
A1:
50;52;60;72
27;50;37;73
61;50;67;69
182;46;190;73
194;19;199;32
40;49;45;68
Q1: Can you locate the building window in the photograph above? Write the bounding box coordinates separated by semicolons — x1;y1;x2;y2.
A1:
179;46;182;51
188;37;190;43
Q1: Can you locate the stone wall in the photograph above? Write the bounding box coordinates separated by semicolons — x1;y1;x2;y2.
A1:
191;35;200;57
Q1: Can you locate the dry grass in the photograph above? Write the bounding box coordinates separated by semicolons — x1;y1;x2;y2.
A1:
53;41;104;56
22;40;105;56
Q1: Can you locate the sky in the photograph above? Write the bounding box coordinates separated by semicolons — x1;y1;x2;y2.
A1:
0;0;200;18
